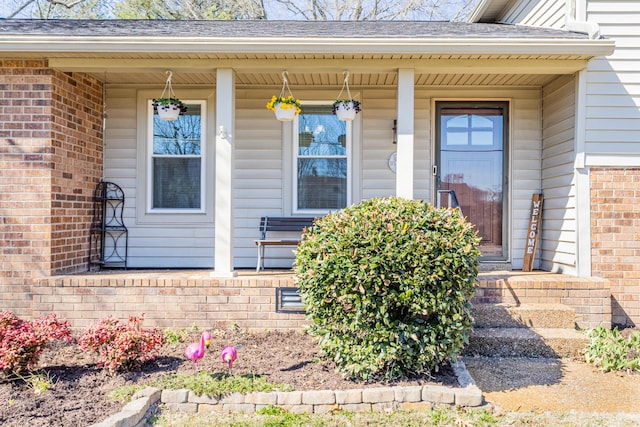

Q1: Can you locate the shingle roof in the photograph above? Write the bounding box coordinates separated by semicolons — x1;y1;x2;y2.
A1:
0;19;591;39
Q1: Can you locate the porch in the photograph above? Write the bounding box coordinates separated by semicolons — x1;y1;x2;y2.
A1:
32;269;611;331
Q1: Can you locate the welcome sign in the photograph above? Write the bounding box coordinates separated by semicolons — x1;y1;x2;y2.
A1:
522;193;543;272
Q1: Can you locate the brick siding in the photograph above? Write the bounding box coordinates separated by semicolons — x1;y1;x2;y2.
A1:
0;60;102;316
50;70;103;273
591;167;640;327
33;272;308;331
473;273;611;329
30;270;612;331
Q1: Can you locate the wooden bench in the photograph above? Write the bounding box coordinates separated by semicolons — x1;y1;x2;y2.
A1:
255;216;315;272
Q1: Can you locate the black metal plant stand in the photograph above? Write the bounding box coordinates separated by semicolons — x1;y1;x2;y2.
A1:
88;181;128;270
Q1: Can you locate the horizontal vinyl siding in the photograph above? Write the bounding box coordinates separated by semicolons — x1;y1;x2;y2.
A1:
422;87;541;268
510;94;544;269
584;1;640;163
360;88;398;199
233;88;286;269
360;87;542;267
360;88;431;202
103;86;215;269
233;87;430;269
500;0;565;28
104;85;543;271
541;74;577;274
414;93;432;202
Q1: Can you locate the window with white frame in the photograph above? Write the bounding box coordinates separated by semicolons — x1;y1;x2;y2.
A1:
148;100;205;211
294;104;350;213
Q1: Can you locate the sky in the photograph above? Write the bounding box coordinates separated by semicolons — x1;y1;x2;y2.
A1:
0;0;477;20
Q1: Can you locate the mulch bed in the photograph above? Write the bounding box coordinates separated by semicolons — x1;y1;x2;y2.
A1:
0;329;459;427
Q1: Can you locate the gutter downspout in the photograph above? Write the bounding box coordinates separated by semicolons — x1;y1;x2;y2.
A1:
568;0;597;277
565;0;600;39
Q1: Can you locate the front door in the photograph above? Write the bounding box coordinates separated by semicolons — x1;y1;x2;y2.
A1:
435;101;508;259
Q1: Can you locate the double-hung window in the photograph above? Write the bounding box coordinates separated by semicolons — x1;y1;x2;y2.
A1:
148;100;205;212
294;103;351;213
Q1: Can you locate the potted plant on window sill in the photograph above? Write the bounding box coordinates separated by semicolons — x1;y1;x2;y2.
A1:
332;99;361;122
299;131;313;147
153;97;188;121
266;95;301;122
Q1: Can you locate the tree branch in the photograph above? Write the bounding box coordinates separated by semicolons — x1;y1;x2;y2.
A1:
50;0;88;8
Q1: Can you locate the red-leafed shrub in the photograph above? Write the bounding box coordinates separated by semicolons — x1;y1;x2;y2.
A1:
77;314;165;373
0;311;73;373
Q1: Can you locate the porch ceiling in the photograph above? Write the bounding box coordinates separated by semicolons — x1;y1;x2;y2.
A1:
94;70;558;87
47;52;591;87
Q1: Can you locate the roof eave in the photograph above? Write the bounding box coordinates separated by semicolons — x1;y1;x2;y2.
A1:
0;36;616;57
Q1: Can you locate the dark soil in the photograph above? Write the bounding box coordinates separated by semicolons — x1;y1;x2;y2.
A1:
0;329;458;427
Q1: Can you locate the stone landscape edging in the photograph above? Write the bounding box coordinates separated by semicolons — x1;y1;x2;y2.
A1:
89;359;482;427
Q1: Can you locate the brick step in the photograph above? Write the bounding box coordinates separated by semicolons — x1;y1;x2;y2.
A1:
463;327;588;358
472;303;576;329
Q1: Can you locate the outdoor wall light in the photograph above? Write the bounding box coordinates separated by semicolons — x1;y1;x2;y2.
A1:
392;119;397;144
218;125;231;139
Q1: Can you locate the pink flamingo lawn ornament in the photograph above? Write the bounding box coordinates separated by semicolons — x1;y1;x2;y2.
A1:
221;345;237;375
184;331;212;371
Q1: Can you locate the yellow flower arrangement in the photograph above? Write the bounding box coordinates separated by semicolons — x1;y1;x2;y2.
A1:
266;95;301;115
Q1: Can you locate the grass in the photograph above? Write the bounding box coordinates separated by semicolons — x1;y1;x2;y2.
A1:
108;384;145;403
106;372;638;427
14;371;57;395
149;406;640;427
147;371;292;396
164;325;200;346
107;370;293;403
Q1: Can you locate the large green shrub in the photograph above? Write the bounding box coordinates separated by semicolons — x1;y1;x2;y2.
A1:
295;197;480;381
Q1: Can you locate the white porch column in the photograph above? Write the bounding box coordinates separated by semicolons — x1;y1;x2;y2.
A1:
574;69;591;278
212;68;237;277
396;68;415;199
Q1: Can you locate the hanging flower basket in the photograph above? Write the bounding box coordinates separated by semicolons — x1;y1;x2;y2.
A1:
153;98;187;121
153;71;187;121
332;100;361;122
266;72;301;121
269;97;300;122
332;71;361;122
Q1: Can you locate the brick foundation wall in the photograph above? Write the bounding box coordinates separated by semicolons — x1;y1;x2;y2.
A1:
591;167;640;327
0;60;103;315
31;270;611;331
33;272;307;330
473;273;611;329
